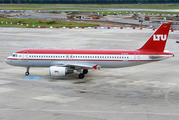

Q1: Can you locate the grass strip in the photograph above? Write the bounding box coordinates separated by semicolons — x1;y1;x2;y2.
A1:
94;11;179;15
0;18;98;28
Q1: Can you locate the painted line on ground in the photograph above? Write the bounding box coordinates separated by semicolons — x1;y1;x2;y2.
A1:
23;76;41;79
0;108;179;116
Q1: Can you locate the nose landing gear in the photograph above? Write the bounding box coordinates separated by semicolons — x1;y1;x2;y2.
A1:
25;67;30;76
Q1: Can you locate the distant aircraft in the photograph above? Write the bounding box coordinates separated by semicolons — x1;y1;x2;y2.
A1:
5;23;174;79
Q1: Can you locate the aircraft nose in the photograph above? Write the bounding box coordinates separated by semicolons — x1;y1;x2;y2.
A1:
5;58;10;64
5;58;8;64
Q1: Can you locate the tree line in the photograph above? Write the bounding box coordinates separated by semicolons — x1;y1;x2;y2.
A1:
0;0;178;4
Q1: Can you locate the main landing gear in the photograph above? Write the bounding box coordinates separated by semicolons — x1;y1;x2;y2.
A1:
25;67;30;76
78;69;88;79
83;69;88;74
78;73;85;79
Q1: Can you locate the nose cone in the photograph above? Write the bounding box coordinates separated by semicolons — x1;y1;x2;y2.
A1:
5;58;9;64
5;58;13;65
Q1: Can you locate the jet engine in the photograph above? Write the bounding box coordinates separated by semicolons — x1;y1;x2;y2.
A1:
49;66;73;77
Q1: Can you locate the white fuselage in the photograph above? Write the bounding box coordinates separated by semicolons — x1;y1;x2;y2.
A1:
5;52;173;68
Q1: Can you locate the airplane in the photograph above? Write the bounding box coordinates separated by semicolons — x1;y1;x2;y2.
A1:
5;23;174;79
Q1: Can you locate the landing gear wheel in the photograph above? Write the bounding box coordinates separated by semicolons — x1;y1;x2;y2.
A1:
83;69;88;74
25;72;29;76
25;67;30;76
78;73;85;79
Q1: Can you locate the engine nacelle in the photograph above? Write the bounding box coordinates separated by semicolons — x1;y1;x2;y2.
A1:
49;66;73;77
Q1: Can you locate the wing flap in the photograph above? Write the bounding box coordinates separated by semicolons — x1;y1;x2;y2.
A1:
51;61;101;70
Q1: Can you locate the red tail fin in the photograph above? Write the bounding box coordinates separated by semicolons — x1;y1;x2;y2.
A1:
138;23;171;52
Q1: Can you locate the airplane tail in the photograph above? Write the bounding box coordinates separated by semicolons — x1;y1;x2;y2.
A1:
138;23;171;52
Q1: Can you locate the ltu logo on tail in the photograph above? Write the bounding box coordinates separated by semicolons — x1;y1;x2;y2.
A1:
153;34;167;41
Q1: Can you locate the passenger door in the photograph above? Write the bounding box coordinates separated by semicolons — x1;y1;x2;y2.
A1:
134;52;140;61
23;51;28;62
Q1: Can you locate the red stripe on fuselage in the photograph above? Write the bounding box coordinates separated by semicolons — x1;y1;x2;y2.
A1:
14;49;173;55
6;58;18;60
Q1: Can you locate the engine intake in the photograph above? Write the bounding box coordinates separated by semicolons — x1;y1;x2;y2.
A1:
49;66;73;77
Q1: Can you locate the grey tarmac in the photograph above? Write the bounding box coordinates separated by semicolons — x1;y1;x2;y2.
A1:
0;27;179;120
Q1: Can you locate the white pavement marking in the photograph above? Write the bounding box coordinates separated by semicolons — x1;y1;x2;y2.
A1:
33;94;81;103
0;88;15;94
0;108;179;116
0;80;13;85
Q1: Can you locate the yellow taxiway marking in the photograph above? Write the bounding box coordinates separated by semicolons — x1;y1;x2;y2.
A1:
37;73;48;75
84;38;95;49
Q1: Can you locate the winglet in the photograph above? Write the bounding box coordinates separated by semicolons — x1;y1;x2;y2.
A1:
138;23;171;52
93;64;98;70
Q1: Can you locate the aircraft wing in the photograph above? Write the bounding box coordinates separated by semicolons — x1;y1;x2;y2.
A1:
51;61;101;70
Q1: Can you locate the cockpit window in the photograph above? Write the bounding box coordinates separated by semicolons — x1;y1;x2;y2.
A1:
11;54;17;57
